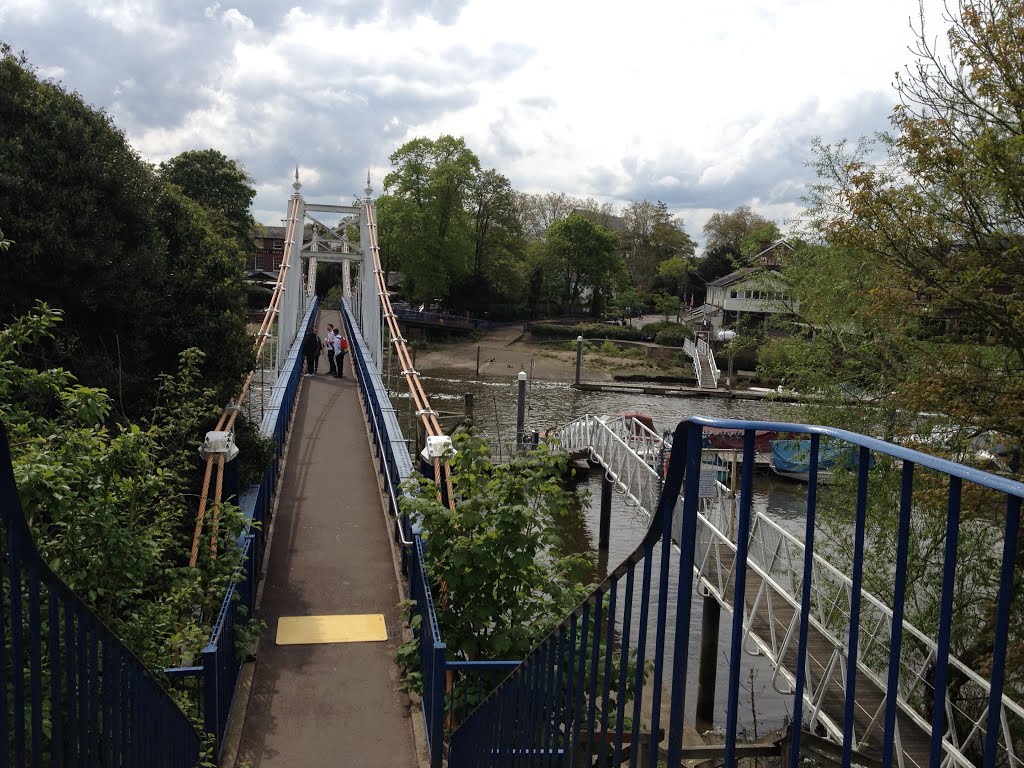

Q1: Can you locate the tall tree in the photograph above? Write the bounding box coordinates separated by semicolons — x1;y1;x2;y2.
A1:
458;168;528;316
545;213;622;315
0;45;251;414
621;200;696;290
802;0;1024;462
516;191;579;241
759;0;1024;713
382;135;480;304
158;149;256;254
701;206;776;259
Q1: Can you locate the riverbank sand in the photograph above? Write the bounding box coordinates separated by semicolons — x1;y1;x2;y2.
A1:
410;325;690;383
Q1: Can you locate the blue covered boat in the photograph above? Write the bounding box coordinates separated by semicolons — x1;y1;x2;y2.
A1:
769;438;859;483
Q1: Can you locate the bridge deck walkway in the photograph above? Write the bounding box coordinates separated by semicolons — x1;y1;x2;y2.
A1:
232;310;421;768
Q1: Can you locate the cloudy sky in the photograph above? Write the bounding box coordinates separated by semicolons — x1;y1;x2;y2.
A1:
3;0;952;244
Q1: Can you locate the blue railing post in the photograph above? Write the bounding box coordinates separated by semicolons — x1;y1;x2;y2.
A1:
429;642;446;768
202;642;219;752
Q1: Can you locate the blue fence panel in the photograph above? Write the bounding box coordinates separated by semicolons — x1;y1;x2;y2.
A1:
447;416;1024;768
1;423;202;767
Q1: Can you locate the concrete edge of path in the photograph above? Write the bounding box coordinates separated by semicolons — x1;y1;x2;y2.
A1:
220;359;430;768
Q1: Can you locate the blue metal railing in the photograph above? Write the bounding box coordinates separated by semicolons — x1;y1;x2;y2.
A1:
447;416;1024;768
1;422;202;767
341;299;522;767
340;299;416;550
165;297;314;755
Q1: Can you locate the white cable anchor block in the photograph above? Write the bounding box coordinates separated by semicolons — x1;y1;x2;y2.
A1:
420;435;454;463
200;430;239;461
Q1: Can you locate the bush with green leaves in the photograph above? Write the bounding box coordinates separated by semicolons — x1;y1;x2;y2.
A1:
400;430;592;660
2;304;254;670
653;325;691;347
529;322;644;342
396;429;651;734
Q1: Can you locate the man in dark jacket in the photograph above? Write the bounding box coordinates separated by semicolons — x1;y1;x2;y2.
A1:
302;327;321;375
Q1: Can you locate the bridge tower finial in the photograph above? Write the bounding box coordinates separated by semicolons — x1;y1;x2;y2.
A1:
293;165;301;194
364;169;372;200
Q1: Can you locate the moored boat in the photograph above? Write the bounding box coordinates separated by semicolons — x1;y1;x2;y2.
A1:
769;438;859;483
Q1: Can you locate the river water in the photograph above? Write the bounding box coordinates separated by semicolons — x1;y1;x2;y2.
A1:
390;366;814;737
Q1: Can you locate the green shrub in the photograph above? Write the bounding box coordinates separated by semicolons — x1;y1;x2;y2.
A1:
528;322;644;342
655;326;691;347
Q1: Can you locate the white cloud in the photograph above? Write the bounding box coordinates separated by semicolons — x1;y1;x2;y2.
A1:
0;0;52;25
6;0;954;235
221;8;254;33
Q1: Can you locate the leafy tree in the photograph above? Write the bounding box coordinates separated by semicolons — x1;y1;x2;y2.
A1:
688;245;740;305
701;206;776;259
158;148;256;254
739;222;783;260
801;0;1024;464
652;292;680;321
0;44;164;408
621;200;696;290
759;0;1024;725
655;255;695;299
573;197;619;229
516;191;579;241
455;168;527;316
151;184;253;405
0;46;252;415
382;135;480;304
546;213;622;315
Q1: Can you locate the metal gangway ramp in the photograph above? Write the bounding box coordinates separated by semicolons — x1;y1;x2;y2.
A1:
444;414;1024;768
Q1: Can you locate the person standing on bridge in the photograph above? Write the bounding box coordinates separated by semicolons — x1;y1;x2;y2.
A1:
302;327;320;376
324;323;337;375
333;327;347;378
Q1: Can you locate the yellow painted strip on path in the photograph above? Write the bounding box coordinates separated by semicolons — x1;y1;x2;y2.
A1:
276;614;388;645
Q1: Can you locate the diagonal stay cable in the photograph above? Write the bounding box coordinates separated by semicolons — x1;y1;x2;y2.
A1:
190;195;303;567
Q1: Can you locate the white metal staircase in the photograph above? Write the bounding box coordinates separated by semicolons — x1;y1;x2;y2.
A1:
683;333;720;388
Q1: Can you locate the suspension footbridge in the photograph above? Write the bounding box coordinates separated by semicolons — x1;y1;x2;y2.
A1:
3;178;1023;768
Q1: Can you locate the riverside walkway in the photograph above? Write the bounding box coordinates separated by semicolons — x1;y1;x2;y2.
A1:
231;310;421;768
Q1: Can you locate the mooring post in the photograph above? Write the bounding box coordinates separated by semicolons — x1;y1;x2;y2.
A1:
476;345;481;379
574;335;584;386
695;593;721;732
464;392;474;422
599;474;612;550
516;371;527;449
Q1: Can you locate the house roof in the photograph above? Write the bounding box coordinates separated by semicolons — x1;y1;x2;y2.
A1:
254;225;287;239
752;238;794;261
245;269;279;282
706;266;761;287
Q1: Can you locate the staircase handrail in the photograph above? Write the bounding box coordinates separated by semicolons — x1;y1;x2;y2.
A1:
696;335;720;382
682;337;706;387
449;416;1024;768
1;423;202;766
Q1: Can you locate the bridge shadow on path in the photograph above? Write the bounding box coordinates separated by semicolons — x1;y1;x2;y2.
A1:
234;311;420;768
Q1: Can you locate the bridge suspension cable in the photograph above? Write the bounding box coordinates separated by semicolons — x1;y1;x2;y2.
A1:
362;200;455;507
